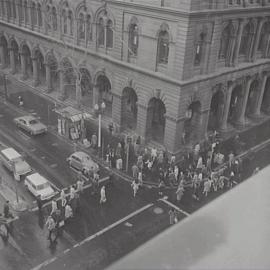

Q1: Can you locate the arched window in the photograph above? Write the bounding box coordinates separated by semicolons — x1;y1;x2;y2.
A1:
86;15;92;42
68;10;73;36
62;10;67;34
240;22;252;55
52;7;57;31
106;19;113;48
46;5;51;29
19;0;24;22
194;32;205;65
12;0;16;19
7;1;11;18
78;13;85;40
219;25;231;59
24;1;28;23
37;3;42;27
157;30;169;64
258;22;268;52
98;18;105;46
129;23;139;56
32;2;37;26
1;0;5;16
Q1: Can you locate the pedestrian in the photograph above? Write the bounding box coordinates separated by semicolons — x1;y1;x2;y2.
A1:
176;183;184;202
138;171;143;186
70;185;76;200
100;186;107;204
50;199;58;215
3;201;12;219
76;178;84;194
158;180;165;197
228;151;234;168
60;190;67;208
132;164;139;179
64;204;73;220
174;165;179;182
168;208;175;225
228;171;234;188
196;156;203;171
131;179;139;197
36;195;43;213
116;157;123;170
252;167;260;175
18;95;24;106
203;178;211;197
91;133;97;149
45;215;56;243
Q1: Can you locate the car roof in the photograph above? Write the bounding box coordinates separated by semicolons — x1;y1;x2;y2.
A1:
26;173;48;185
1;148;22;159
72;151;90;159
18;115;37;121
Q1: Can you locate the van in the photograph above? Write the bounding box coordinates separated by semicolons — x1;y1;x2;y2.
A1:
0;148;32;180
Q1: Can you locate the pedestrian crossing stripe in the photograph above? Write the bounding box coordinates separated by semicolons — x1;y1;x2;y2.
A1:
124;222;133;227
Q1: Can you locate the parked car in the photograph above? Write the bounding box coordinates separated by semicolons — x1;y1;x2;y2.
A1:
0;147;32;180
67;151;99;176
25;173;55;201
14;115;47;135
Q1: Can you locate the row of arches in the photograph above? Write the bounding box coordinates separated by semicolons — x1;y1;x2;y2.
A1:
219;19;270;65
1;35;270;147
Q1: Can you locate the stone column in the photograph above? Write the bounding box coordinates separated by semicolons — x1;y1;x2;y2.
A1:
233;19;244;66
228;34;236;66
111;93;122;128
9;48;16;74
136;104;148;143
92;85;99;109
75;77;82;108
220;82;233;131
202;41;211;74
45;64;52;92
58;69;65;100
251;19;264;62
253;74;268;117
20;53;27;80
236;77;252;126
32;57;39;86
0;44;6;69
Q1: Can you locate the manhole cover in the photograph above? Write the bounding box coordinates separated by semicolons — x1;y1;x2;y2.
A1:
153;207;164;214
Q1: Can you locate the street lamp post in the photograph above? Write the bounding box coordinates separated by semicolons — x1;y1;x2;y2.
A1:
94;101;106;158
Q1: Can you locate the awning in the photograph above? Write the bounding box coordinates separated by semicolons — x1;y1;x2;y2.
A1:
55;106;83;122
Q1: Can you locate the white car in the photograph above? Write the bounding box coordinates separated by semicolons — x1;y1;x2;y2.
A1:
67;151;99;176
14;115;47;135
25;173;55;201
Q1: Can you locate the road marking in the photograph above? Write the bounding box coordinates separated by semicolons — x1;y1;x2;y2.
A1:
159;198;190;217
30;203;153;270
52;143;58;146
41;156;45;159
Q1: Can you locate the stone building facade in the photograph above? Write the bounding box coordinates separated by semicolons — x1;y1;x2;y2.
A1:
0;0;270;157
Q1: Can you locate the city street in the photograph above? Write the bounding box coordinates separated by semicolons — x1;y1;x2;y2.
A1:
1;80;270;270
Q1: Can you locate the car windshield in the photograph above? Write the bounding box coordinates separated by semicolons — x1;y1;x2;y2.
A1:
13;157;25;164
36;182;50;190
29;119;39;125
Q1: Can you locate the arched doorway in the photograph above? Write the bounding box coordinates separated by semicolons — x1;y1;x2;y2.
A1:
228;85;242;124
184;101;201;142
21;44;32;79
96;75;112;117
0;36;10;67
61;58;76;100
146;98;166;143
10;39;20;73
34;49;45;85
261;77;270;113
246;80;259;116
80;68;93;108
122;87;138;130
208;90;225;131
47;53;58;91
